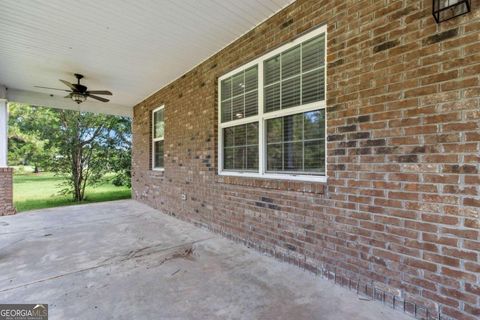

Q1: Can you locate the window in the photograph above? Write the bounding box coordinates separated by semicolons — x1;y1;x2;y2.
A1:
152;106;164;170
218;25;327;182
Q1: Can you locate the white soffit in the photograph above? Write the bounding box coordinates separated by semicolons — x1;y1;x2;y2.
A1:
0;0;294;114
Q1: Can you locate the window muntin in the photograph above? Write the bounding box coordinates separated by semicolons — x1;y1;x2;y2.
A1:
218;26;326;181
220;66;258;123
152;107;164;170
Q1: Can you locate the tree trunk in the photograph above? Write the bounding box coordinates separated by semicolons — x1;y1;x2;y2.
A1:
71;145;84;202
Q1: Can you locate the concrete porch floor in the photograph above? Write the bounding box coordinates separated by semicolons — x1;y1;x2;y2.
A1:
0;200;410;320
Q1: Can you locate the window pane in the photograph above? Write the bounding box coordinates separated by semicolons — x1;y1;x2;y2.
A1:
283;142;303;171
234;147;246;170
304;140;324;173
154;109;164;139
281;45;301;79
267;143;282;171
246;146;258;170
245;66;258;92
264;55;280;85
221;100;232;122
232;95;244;120
223;122;258;171
246;122;258;145
302;35;325;72
234;124;246;146
302;68;325;104
283;113;303;142
154;140;164;168
264;83;280;113
224;127;234;147
224;148;234;170
267;117;282;143
232;72;244;97
304;110;324;140
221;78;232;101
266;109;325;175
281;76;301;109
244;91;258;118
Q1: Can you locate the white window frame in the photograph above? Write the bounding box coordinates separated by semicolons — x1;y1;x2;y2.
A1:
217;25;327;183
152;105;165;171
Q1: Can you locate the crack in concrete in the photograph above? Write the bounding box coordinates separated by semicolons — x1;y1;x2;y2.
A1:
0;237;214;293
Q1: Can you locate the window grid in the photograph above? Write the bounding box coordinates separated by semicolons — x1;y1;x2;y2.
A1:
223;122;259;172
221;66;258;123
266;110;325;175
263;37;325;113
218;25;327;182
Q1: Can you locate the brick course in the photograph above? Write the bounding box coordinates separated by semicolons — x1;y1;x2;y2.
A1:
132;1;480;318
0;167;15;216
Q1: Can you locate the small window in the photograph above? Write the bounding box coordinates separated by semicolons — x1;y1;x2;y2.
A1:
152;106;164;170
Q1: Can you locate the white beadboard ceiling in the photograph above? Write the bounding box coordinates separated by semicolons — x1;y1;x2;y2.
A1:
0;0;294;115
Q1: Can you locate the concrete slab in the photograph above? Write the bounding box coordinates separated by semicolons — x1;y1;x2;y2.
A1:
0;200;411;320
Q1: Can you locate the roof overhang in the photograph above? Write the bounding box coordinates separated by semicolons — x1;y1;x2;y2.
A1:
0;0;294;117
5;88;132;117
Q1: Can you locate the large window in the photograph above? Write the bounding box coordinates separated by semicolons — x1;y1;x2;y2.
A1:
152;106;164;170
218;26;326;182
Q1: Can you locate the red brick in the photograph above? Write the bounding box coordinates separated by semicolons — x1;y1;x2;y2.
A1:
0;168;16;216
131;3;480;319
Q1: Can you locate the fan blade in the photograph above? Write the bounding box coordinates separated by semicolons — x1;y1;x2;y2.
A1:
87;94;109;102
64;94;71;98
59;79;76;90
34;86;70;92
86;90;112;95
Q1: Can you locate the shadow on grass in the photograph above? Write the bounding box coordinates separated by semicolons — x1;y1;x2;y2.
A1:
15;190;132;212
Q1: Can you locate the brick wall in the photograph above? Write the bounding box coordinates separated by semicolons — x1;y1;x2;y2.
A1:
0;168;15;216
132;1;480;318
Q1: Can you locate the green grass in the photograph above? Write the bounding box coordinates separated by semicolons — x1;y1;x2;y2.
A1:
13;172;131;212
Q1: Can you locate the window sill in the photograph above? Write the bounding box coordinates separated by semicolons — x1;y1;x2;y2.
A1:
216;172;326;194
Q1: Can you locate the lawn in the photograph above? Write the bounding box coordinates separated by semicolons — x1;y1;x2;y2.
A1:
13;171;131;212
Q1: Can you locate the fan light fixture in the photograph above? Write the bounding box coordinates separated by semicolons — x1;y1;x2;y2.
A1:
433;0;471;23
71;92;86;104
34;73;113;105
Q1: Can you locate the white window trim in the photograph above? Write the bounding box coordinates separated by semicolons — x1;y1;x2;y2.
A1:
152;105;165;171
217;25;327;183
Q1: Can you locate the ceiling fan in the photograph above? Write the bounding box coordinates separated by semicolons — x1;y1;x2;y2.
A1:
34;73;112;104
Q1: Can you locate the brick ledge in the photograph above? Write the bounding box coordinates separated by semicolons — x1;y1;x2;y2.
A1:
216;175;326;194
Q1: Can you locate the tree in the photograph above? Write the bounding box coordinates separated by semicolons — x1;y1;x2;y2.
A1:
8;104;57;172
52;109;131;201
8;104;131;202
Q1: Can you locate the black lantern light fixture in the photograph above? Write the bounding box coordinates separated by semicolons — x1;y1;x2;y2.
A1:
433;0;471;23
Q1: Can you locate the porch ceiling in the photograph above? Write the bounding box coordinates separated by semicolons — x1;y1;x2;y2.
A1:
0;0;293;116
